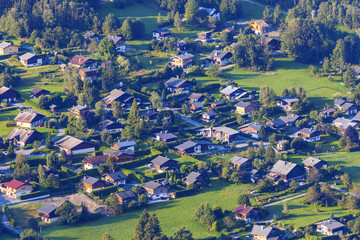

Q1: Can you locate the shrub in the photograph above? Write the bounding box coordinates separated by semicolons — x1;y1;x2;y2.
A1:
92;185;118;197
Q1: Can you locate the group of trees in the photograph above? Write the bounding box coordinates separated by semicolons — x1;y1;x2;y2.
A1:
103;14;145;39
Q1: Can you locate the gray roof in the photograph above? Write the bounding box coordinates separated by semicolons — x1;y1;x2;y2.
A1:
278;96;299;104
19;52;36;60
143;181;162;190
82;176;101;185
153;28;172;34
251;225;274;237
106;171;127;181
38;204;57;214
297;128;318;135
103;149;134;157
0;42;11;49
115;190;136;200
354;112;360;121
55;135;94;150
114;140;136;148
231;156;250;165
317;220;345;230
191;102;204;109
302;157;325;166
174;53;194;60
239;122;262;132
165;77;192;88
279;114;300;123
106;35;124;43
175;140;198;150
234;102;251;108
155;131;177;140
151;156;177;166
212;126;239;135
333;117;357;128
221;86;239;95
30;87;49;95
14;111;44;123
69;105;89;111
270;160;299;175
209;50;231;59
203;110;217;117
188;93;203;100
185;172;202;184
271;118;286;127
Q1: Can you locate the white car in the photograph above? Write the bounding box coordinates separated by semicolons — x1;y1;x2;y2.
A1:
3;151;8;156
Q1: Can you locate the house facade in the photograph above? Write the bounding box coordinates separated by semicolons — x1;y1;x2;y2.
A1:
55;136;95;155
0;86;17;102
6;128;40;147
233;205;259;222
171;54;194;68
0;42;19;55
38;204;62;223
153;29;172;40
82;176;105;192
1;180;32;199
143;181;168;200
14;111;45;128
316;220;345;235
207;50;232;66
198;126;240;143
19;53;43;67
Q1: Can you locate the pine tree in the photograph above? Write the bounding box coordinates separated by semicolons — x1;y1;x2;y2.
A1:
273;4;281;25
105;155;116;172
132;209;150;240
38;164;46;185
144;213;162;239
258;126;266;140
45;132;52;148
185;0;199;25
157;12;162;26
174;12;182;31
127;99;140;126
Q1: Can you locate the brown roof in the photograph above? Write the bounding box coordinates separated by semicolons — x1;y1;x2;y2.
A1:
14;111;44;123
69;55;90;66
232;204;254;215
6;128;40;144
55;136;95;150
84;155;108;165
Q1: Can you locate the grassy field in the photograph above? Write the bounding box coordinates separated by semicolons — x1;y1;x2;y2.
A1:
42;180;251;240
9;203;44;228
0;109;19;138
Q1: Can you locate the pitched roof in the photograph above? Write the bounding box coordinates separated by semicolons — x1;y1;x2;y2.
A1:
114;140;136;148
234;101;252;108
151;156;177;166
188;93;203;100
278;96;299;104
251;225;273;237
212;126;239;135
185;172;202;184
0;42;15;49
165;77;192;88
174;53;194;60
14;111;44;123
221;86;240;95
175;140;198;150
98;119;122;130
106;170;127;181
84;155;108;165
55;136;94;150
232;204;254;215
203;110;217;117
279;114;300;123
103;89;133;105
208;50;231;59
103;149;134;157
143;181;162;190
19;52;37;60
69;105;89;111
191;102;204;109
231;156;250;165
6;128;40;144
302;157;326;166
38;204;57;214
297;128;318;135
239;122;262;132
3;180;31;189
29;87;49;96
155;131;177;140
106;35;124;44
153;28;172;34
115;190;136;200
317;220;345;230
82;176;101;185
270;160;299;176
69;55;90;66
354;112;360;121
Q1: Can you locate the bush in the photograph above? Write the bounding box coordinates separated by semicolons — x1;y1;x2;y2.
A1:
92;185;118;197
27;157;46;167
18;191;48;200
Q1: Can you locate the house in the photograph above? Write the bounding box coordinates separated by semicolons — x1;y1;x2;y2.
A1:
176;40;187;51
155;131;177;143
68;105;90;118
320;108;336;118
153;28;172;40
184;172;204;186
141;110;158;124
235;102;259;116
104;170;128;185
143;181;168;199
171;53;194;68
0;166;13;177
79;67;97;82
269;160;305;182
198;126;240;143
68;55;94;68
189;102;204;112
55;136;95;155
107;35;126;52
6;128;41;147
199;7;220;19
0;86;17;102
333;117;358;130
38;204;62;223
220;86;245;100
268;118;286;130
231;156;252;170
201;110;217;122
258;37;281;50
151;156;178;172
197;31;212;42
249;20;271;35
275;114;301;127
211;101;225;108
19;53;43;67
103;149;134;163
233;205;259;222
29;88;50;99
316;220;345;235
334;98;358;115
1;180;32;199
115;191;137;205
188;93;205;104
165;77;195;94
277;96;299;111
82;176;105;192
83;155;108;170
207;50;232;66
112;140;136;151
83;32;98;41
239;122;262;139
14;111;45;128
98;119;123;133
251;225;276;240
175;140;215;155
102;89;134;109
0;42;19;55
302;157;327;170
276;140;289;151
295;128;321;142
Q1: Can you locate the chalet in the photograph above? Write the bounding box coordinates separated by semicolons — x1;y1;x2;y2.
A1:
239;122;262;139
115;191;137;205
176;40;187;51
201;110;217;122
249;20;270;35
235;102;259;116
83;155;108;170
258;37;281;50
231;156;251;170
233;205;259;223
316;220;345;236
211;101;225;108
277;96;299;111
175;140;215;155
269;160;305;182
55;136;95;155
320;107;336;118
268;118;286;130
276;140;289;151
220;86;246;100
104;170;128;185
141;110;158;124
68;55;94;68
6;128;40;147
38;204;62;223
143;181;168;199
198;126;240;143
79;67;97;82
155;131;177;143
1;180;32;199
153;28;172;40
82;176;105;192
189;102;204;112
98;119;123;133
103;149;134;163
14;111;44;128
333;117;358;130
83;32;98;41
302;157;327;170
197;31;212;42
19;53;43;67
184;172;205;186
151;156;178;172
112;140;136;151
102;89;134;109
188;93;205;104
49;104;59;112
334;98;357;115
107;35;126;52
171;53;194;68
269;114;302;130
251;225;276;240
207;50;232;66
165;77;195;94
68;105;90;118
29;88;50;99
295;128;320;142
0;42;19;55
199;7;220;19
0;86;17;102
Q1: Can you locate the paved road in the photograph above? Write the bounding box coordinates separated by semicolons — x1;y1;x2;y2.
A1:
263;193;306;207
0;195;21;236
329;185;356;197
178;114;204;128
52;126;65;141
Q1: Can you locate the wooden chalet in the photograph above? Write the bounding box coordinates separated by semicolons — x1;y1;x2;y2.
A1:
82;176;105;192
55;136;95;155
165;77;195;94
143;181;168;200
0;86;17;102
83;155;108;170
0;41;19;55
235;102;259;116
38;204;62;223
68;105;90;118
231;156;252;170
1;180;32;199
6;128;40;147
249;20;270;35
171;53;194;68
29;87;50;99
154;131;177;143
104;170;128;185
115;191;137;205
269;160;305;182
207;50;232;66
151;156;178;172
14;111;45;128
233;205;259;223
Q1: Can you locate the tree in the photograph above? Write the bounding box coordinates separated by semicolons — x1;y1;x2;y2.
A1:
117;55;131;70
282;201;289;217
305;185;321;204
127;99;140;126
330;39;346;72
38;164;46;185
259;86;276;106
46;151;59;169
15;153;27;166
173;227;194;240
102;230;114;240
132;209;150;240
264;147;276;163
103;13;121;35
121;18;145;40
194;203;216;229
106;194;123;215
95;101;105;120
342;173;352;190
138;194;148;206
220;31;232;44
157;12;162;26
55;201;80;224
205;64;221;78
263;6;272;24
106;135;114;147
32;140;41;150
185;0;199;25
174;12;182;31
45;132;52;148
258;126;266;140
344;67;357;88
144;213;162;239
20;229;44;240
46;173;59;190
237;194;251;206
98;37;117;61
105;155;116;172
273;4;281;25
307;167;320;183
149;91;163;110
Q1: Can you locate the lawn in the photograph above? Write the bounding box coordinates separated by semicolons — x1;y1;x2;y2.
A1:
267;197;351;228
240;0;267;20
0;109;19;138
9;203;44;228
42;180;252;240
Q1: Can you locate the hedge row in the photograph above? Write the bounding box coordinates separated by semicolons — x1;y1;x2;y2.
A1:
60;175;82;185
215;105;233;113
0;106;18;112
223;120;238;128
118;153;160;169
3;204;16;228
80;168;99;177
18;191;48;200
174;188;197;198
92;185;118;197
219;117;236;125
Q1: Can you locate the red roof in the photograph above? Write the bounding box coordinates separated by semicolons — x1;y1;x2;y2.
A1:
69;55;90;66
232;204;254;214
3;180;31;189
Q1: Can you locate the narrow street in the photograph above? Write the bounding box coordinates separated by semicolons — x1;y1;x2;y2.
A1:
263;193;306;207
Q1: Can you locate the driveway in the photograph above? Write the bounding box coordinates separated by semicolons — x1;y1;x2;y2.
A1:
52;126;65;141
178;114;203;128
263;193;306;207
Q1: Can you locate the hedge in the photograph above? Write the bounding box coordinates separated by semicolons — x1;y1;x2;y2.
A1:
4;204;16;228
174;188;197;198
80;168;99;177
60;175;82;185
27;157;46;167
92;185;118;197
219;117;236;125
18;191;48;200
61;165;77;176
215;105;233;113
118;153;160;169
